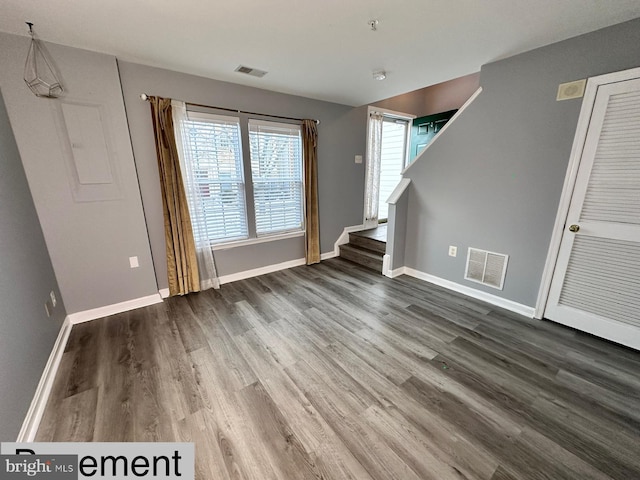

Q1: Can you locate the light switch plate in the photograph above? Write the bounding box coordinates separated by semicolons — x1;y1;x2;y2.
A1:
129;256;139;268
355;155;363;164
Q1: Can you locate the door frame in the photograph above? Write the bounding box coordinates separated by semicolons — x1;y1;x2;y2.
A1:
363;106;414;228
534;66;640;319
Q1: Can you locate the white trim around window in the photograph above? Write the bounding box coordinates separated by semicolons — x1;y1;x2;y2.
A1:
174;107;306;249
211;230;305;251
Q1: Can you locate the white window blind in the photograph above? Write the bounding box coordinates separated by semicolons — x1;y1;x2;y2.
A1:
248;120;304;235
378;118;408;220
182;112;248;243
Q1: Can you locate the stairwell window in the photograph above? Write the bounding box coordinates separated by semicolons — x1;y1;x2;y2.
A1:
378;117;409;221
175;109;304;246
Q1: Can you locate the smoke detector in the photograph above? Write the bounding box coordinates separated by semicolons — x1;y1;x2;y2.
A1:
372;70;387;81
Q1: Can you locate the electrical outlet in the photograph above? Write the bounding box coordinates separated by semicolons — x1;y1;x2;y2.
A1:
50;290;57;307
448;245;457;257
44;299;53;317
129;256;139;268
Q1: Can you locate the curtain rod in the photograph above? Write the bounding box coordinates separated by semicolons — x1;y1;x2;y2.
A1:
140;93;319;124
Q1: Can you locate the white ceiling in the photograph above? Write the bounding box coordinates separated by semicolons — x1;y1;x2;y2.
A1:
2;1;640;106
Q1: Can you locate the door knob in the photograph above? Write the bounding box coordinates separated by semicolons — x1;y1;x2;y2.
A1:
569;224;580;233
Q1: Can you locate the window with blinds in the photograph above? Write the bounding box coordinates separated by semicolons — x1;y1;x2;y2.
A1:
249;120;304;235
181;113;248;243
378;118;409;220
176;111;305;246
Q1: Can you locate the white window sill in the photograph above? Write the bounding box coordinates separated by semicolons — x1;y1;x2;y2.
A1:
212;230;305;251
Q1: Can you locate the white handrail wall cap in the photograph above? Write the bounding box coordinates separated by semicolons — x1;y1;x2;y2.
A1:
386;178;411;205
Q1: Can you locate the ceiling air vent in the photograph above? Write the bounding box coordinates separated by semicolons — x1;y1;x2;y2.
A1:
465;248;508;290
235;65;268;78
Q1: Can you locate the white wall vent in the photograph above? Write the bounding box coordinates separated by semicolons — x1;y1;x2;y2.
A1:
465;248;508;290
234;65;268;78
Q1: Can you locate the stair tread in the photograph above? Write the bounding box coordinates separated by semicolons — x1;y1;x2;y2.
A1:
351;229;387;242
340;243;384;258
347;234;386;254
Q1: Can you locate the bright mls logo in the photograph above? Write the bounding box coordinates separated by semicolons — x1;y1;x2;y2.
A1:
3;455;76;479
0;443;194;479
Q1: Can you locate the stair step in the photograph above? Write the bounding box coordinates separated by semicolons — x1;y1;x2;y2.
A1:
348;232;386;254
339;243;383;272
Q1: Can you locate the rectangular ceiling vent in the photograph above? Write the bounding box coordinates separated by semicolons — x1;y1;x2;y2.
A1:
235;65;268;78
465;248;509;290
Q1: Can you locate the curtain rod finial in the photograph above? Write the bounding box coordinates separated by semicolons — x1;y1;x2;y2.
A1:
140;93;149;101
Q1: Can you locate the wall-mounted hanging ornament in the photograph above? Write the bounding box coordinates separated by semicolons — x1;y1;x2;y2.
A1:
23;22;64;98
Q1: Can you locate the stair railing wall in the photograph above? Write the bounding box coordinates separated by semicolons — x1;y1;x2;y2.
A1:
384;178;411;277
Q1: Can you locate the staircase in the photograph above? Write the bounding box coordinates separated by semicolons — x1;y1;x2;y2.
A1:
339;227;386;273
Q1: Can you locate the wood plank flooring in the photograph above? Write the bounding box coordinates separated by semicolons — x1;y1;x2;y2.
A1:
36;258;640;479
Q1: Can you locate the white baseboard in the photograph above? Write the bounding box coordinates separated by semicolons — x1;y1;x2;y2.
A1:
400;267;535;318
388;267;405;278
17;316;73;442
382;254;391;277
66;293;164;325
218;258;306;285
321;251;338;261
161;256;328;291
333;224;365;256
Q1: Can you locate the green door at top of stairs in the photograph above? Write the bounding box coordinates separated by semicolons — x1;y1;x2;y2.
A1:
409;109;457;164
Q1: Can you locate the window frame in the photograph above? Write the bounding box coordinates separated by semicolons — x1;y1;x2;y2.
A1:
181;110;250;244
248;118;306;238
178;109;306;249
378;116;410;221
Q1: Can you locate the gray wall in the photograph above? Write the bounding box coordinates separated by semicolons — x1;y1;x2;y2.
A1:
118;61;366;288
403;18;640;307
0;90;66;440
214;237;305;276
0;32;158;314
386;190;409;271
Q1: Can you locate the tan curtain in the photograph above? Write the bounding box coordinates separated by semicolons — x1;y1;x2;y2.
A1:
148;96;200;295
302;119;320;264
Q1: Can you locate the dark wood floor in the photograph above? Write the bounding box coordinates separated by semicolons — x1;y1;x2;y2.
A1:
37;258;640;479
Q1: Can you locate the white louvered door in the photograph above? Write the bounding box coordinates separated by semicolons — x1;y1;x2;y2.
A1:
545;77;640;350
